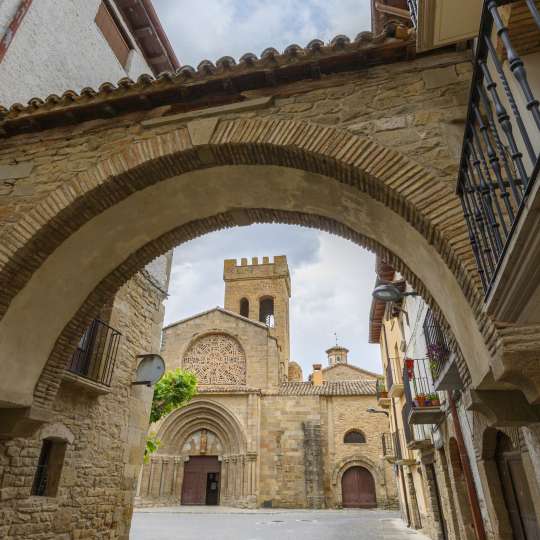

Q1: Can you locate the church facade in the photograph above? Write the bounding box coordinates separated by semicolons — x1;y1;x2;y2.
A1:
136;256;398;509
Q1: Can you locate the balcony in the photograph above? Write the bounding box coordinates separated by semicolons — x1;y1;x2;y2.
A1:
403;359;445;425
457;1;540;320
382;431;403;463
402;402;433;451
386;360;404;398
423;309;462;391
409;0;483;52
63;319;121;392
376;377;391;408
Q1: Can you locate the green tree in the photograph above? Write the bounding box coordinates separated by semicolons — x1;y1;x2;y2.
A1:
144;368;197;462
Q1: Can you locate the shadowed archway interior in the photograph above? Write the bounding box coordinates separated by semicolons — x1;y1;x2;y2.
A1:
0;118;494;413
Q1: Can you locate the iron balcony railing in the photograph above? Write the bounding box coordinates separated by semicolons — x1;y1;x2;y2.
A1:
403;358;440;405
382;431;403;461
67;319;121;386
406;0;418;28
376;377;388;401
386;360;394;393
423;309;451;380
457;0;540;294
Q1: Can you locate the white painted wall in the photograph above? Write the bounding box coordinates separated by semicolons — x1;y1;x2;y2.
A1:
0;0;152;106
0;0;170;287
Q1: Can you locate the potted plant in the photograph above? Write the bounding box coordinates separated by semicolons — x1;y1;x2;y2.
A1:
416;393;427;407
428;392;440;406
427;344;447;377
377;378;388;398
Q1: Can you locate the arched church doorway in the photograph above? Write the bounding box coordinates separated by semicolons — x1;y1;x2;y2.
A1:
495;432;539;540
181;456;221;506
341;466;376;508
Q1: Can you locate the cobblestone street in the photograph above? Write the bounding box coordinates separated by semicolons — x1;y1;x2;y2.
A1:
130;508;430;540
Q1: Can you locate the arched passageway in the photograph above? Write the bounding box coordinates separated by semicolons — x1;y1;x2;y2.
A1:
0;118;494;416
341;466;376;508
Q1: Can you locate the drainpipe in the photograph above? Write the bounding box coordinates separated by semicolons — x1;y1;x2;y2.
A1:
447;392;487;540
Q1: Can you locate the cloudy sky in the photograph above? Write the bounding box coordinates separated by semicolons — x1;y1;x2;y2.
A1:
154;1;381;376
153;0;372;67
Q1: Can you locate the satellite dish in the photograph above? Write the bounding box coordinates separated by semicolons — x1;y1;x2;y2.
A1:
133;354;166;386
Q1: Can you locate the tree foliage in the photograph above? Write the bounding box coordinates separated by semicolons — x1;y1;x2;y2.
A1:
144;368;197;462
150;368;197;424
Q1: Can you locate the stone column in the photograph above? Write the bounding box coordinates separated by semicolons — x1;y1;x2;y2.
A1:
150;457;162;498
173;457;184;500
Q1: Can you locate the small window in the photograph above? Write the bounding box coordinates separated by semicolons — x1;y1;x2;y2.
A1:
240;298;249;318
344;430;366;444
31;439;67;497
259;297;275;328
95;1;133;68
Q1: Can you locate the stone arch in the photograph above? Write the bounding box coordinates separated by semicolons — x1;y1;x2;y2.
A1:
0;118;494;412
37;422;74;444
331;456;383;507
156;398;247;456
343;429;367;444
182;332;247;386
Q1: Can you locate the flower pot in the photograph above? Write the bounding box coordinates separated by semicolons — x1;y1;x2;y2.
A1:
431;399;440;407
425;400;431;406
379;391;388;398
416;396;426;407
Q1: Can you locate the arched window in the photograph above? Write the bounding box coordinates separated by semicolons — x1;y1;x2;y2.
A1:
344;430;366;444
259;297;275;328
240;298;249;318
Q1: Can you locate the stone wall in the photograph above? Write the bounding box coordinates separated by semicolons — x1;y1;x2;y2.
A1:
0;271;165;540
161;310;281;390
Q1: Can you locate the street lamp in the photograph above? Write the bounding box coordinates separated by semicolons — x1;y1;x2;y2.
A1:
366;406;389;417
372;283;417;303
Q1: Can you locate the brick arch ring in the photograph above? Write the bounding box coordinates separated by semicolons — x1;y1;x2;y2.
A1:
0;117;494;411
156;399;248;456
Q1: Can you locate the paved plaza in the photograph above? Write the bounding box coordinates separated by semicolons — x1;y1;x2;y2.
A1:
130;507;431;540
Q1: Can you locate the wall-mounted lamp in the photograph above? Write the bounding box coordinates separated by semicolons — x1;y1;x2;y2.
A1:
372;283;417;303
366;406;389;417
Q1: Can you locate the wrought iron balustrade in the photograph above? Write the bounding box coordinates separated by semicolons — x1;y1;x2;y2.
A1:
406;0;418;28
457;0;540;294
67;319;121;387
423;309;451;380
382;431;403;461
385;360;394;392
403;359;444;425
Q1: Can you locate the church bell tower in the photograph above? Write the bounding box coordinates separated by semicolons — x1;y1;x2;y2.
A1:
223;256;291;380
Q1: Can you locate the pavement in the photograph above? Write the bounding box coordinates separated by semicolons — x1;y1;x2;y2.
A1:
130;507;432;540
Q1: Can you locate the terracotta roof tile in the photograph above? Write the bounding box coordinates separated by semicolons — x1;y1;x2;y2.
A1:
278;380;376;396
0;26;413;135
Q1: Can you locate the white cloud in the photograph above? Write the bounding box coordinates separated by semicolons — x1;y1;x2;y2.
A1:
164;225;382;378
154;0;372;67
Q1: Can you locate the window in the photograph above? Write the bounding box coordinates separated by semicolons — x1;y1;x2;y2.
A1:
259;297;275;328
95;1;133;68
31;439;67;497
344;430;366;444
240;298;249;318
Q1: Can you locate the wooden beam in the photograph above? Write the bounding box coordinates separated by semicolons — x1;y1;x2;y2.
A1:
374;2;411;20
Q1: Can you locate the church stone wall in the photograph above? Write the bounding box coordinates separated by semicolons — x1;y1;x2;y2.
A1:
322;395;397;508
0;272;165;540
258;395;321;508
323;365;378;382
161;310;280;389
